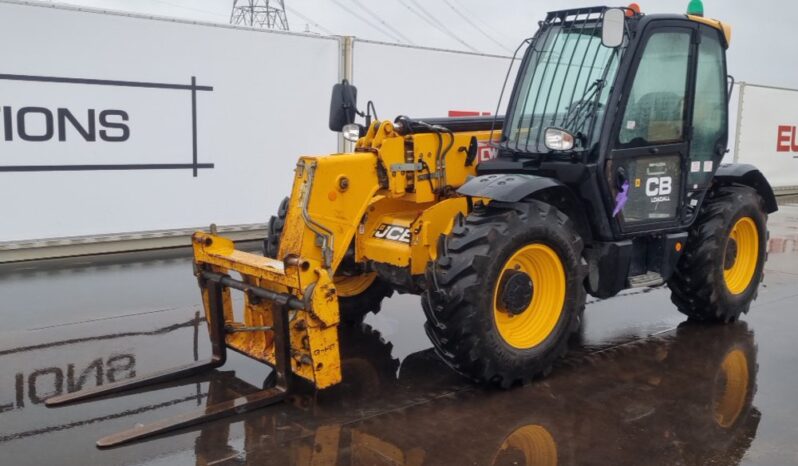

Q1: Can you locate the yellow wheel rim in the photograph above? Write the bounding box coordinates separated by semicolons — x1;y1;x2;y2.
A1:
723;217;759;295
713;349;750;428
493;244;566;350
334;273;377;298
493;425;558;466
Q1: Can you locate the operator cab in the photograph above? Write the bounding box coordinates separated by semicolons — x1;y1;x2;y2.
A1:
487;2;732;240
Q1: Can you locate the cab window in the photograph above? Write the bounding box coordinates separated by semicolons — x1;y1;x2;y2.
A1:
689;29;727;186
618;31;691;146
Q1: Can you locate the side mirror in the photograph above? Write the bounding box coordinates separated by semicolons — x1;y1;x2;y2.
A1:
329;80;358;132
601;8;625;48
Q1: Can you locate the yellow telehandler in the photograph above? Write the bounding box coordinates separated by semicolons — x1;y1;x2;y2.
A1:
48;1;777;448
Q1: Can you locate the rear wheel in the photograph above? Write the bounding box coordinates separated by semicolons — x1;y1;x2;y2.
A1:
264;197;393;324
668;186;768;322
491;424;558;466
422;200;586;387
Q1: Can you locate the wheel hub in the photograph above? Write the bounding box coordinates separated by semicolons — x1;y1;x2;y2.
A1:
499;270;534;315
493;243;566;350
724;238;738;270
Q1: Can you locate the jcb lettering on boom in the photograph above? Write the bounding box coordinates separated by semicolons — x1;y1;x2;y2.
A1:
373;224;412;243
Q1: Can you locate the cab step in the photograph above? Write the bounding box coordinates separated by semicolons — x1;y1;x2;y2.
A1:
628;271;664;288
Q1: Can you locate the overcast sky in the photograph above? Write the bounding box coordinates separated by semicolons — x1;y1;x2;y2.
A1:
49;0;796;89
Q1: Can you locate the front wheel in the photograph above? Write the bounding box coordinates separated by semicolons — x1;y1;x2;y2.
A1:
668;186;768;322
422;200;586;388
264;196;393;324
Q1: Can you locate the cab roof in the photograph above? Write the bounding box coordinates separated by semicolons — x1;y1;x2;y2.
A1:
542;6;731;48
688;15;732;46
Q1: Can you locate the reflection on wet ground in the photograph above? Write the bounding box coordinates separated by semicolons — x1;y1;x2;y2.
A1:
1;203;798;465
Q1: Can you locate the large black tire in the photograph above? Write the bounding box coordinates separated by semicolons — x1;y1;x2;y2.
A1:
422;200;586;388
264;197;393;324
668;186;768;322
316;323;400;407
263;196;290;259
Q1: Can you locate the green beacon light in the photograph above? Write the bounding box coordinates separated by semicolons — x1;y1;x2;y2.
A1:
687;0;704;16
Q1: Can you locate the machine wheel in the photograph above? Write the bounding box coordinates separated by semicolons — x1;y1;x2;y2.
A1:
668;186;768;322
422;200;586;388
331;274;394;324
316;323;400;407
264;197;393;324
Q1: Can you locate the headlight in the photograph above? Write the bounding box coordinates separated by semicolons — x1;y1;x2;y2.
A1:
342;123;362;143
544;127;575;151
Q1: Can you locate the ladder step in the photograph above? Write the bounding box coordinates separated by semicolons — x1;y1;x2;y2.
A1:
628;271;664;288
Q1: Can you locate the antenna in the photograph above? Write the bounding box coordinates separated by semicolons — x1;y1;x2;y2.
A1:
230;0;289;30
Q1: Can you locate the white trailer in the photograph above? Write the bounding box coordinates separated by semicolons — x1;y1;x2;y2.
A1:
731;82;798;194
0;0;515;261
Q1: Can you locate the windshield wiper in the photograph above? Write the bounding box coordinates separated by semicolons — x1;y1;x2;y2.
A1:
562;78;604;135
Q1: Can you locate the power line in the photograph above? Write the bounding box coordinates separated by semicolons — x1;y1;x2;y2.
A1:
396;0;475;51
285;5;335;35
349;0;415;45
400;0;477;52
442;0;512;53
331;0;407;44
396;0;439;31
142;0;495;54
451;0;517;44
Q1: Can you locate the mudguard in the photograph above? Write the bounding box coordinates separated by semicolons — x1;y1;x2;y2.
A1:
457;174;592;243
714;164;778;213
457;174;563;202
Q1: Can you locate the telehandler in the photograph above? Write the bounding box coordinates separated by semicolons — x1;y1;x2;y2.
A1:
47;1;776;447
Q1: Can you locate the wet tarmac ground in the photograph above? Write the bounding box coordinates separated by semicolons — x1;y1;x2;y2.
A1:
1;201;798;465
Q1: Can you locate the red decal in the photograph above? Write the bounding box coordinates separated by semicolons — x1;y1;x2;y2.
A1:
777;125;793;152
448;110;492;117
476;140;499;163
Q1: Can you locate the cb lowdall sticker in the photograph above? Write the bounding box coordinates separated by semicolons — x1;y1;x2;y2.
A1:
622;156;681;222
373;224;412;244
643;161;673;204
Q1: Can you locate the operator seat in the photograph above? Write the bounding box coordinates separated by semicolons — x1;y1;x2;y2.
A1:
626;91;683;144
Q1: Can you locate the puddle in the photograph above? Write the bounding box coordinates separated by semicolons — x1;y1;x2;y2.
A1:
1;203;798;465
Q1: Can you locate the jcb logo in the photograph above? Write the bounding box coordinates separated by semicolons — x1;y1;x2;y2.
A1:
645;176;673;197
373;224;411;243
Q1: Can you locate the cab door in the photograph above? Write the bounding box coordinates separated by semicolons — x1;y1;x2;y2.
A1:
606;23;697;233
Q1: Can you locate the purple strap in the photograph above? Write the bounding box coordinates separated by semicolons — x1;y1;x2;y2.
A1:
612;180;630;217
